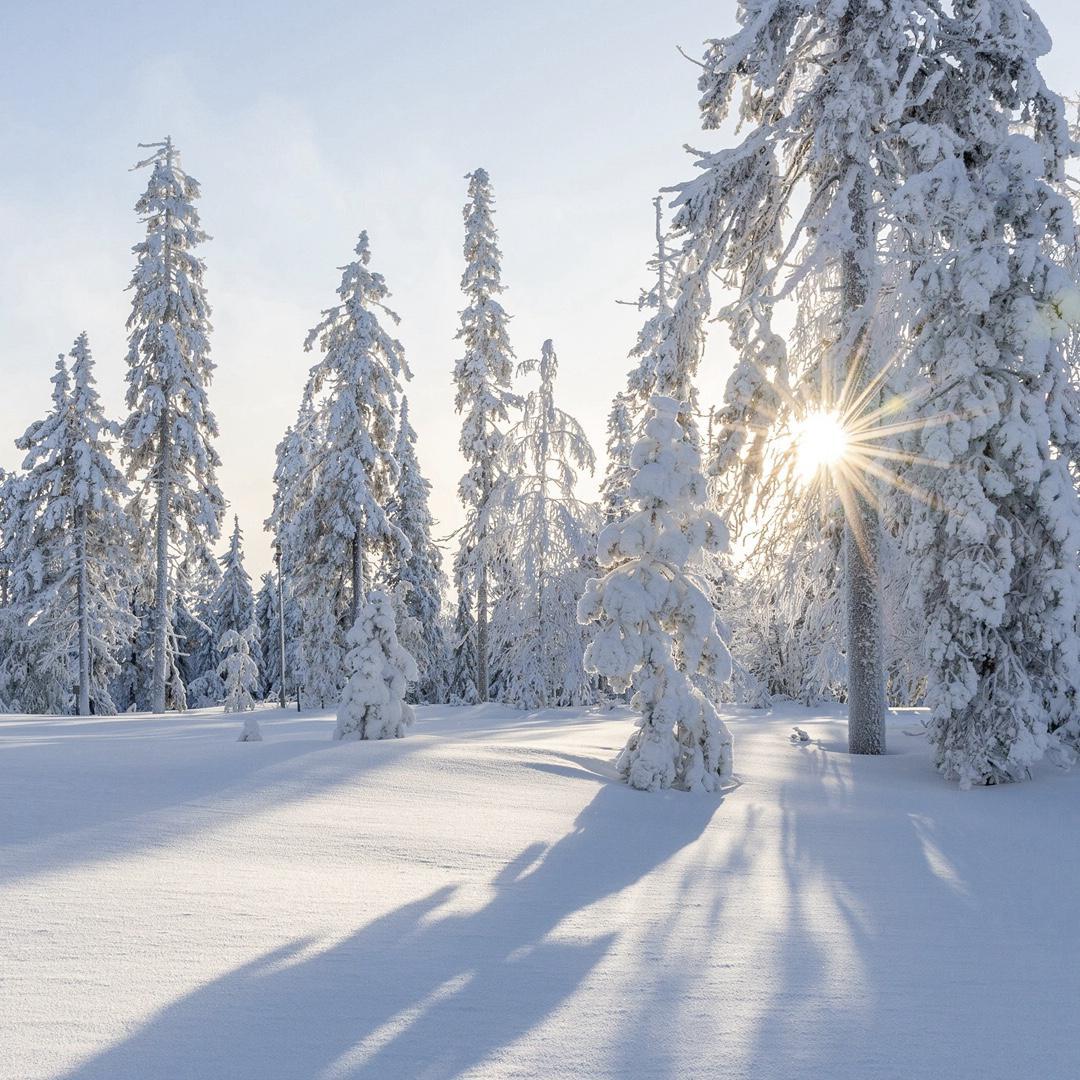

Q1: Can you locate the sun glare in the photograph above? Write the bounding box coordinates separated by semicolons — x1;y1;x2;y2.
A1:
795;410;850;480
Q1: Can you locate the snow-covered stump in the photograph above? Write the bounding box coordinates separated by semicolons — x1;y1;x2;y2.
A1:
237;715;263;742
579;395;733;792
334;590;419;741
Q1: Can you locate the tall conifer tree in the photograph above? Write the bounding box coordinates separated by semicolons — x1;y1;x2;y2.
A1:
121;137;224;713
453;168;518;702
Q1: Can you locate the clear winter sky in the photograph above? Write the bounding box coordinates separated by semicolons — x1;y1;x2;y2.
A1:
1;1;1077;580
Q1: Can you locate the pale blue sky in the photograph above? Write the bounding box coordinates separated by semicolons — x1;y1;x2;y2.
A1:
1;1;1076;578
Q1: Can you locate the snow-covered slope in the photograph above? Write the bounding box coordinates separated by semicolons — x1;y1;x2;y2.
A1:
1;704;1077;1079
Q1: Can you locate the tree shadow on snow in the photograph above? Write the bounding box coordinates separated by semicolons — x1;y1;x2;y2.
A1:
608;724;1080;1079
59;780;725;1080
0;714;426;887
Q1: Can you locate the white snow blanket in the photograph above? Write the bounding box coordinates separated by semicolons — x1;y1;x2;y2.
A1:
1;704;1076;1079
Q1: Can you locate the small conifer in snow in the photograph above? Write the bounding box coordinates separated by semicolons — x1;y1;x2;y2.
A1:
213;517;256;641
600;391;637;525
219;627;259;714
447;586;480;705
334;590;419;741
579;396;733;792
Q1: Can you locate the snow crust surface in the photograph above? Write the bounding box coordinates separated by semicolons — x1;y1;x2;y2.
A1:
1;704;1077;1079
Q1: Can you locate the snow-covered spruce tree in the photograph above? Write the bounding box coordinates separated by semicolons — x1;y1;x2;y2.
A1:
447;585;480;704
177;560;221;706
0;461;70;713
0;467;10;607
728;500;846;706
387;396;448;703
219;627;259;713
893;2;1080;783
5;338;136;714
600;199;686;525
624;196;705;428
67;335;138;714
334;589;419;741
212;516;255;643
109;561;155;713
189;516;256;705
265;400;320;704
665;1;959;754
292;232;411;703
491;340;599;708
453;168;519;702
0;470;19;708
386;579;422;655
122;137;224;713
579;395;733;791
254;574;275;699
600;391;637;525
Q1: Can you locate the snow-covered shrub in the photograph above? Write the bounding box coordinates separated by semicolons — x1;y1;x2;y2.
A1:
579;395;733;792
334;590;419;741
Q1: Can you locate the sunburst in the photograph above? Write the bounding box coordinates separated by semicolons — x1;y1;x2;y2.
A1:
793;409;850;480
715;339;965;568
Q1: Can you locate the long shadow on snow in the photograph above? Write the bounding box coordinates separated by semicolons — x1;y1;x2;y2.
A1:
608;722;1080;1079
739;740;1080;1079
60;780;725;1080
0;711;430;887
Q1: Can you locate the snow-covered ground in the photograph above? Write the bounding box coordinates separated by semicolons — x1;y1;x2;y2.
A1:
2;703;1077;1080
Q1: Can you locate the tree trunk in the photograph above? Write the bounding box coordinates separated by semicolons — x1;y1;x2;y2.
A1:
76;504;90;717
537;462;550;707
151;426;171;714
152;145;176;716
352;529;364;627
275;546;287;709
476;564;489;704
842;169;886;755
476;447;490;703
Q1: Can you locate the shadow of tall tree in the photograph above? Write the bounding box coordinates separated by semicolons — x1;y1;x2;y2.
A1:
61;780;728;1080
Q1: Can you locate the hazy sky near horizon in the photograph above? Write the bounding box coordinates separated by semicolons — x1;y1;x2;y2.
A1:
1;1;1077;580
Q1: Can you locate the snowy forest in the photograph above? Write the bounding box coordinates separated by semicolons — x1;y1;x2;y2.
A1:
4;0;1080;795
6;3;1080;1079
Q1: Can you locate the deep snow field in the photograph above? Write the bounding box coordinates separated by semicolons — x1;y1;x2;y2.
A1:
1;702;1078;1080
